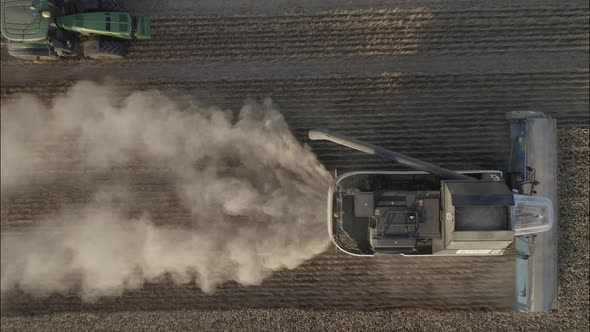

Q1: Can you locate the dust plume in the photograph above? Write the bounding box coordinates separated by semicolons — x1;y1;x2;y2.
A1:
0;81;332;301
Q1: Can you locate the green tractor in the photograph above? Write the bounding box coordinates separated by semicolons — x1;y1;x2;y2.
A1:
1;0;150;61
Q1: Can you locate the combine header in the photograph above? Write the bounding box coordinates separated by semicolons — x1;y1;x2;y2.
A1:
309;111;558;312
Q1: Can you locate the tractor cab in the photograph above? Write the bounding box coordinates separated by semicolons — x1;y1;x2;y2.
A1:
1;0;150;61
1;0;51;42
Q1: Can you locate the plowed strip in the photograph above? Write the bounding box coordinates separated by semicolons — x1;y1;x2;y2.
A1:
0;250;515;313
2;7;587;65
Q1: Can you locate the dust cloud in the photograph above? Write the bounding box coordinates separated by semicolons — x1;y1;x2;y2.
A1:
0;81;332;301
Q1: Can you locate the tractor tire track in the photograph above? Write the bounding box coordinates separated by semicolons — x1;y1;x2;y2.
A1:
1;7;588;65
1;0;588;324
0;250;515;313
82;7;590;61
2;71;587;171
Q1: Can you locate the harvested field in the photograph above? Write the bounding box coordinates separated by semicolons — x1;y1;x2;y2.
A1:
1;0;588;331
1;252;515;312
1;71;588;172
2;6;588;64
0;128;587;331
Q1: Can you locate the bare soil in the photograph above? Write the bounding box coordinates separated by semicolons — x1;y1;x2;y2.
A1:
1;0;588;330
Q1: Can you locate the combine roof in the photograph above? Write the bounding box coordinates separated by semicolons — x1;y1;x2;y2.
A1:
1;0;50;41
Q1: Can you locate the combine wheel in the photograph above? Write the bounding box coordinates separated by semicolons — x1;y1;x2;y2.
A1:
83;39;128;60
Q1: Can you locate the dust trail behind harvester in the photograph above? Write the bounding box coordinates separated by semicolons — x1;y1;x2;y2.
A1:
0;82;332;302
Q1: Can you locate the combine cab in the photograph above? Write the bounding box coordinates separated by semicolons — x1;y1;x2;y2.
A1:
1;0;150;60
310;111;558;312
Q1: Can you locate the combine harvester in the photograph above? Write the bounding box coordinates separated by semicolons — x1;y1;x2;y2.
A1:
310;112;558;312
1;0;150;60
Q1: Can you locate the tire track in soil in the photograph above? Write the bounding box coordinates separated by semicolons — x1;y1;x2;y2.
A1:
0;72;581;314
0;73;536;314
1;71;587;171
87;8;590;60
1;7;588;65
1;161;516;310
0;250;515;313
1;0;587;324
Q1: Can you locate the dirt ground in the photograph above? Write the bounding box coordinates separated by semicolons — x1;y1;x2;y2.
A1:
1;0;588;331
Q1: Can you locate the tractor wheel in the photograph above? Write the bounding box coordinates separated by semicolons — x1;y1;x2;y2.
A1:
83;39;128;60
95;0;125;11
7;47;58;61
75;0;125;13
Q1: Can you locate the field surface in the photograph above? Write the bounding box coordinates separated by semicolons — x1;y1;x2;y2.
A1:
1;0;588;331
